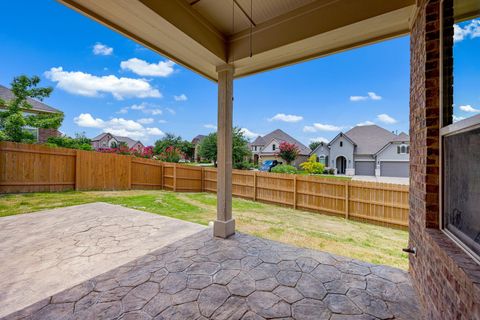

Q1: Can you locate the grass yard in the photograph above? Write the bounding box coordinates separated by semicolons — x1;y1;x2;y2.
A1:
0;190;408;269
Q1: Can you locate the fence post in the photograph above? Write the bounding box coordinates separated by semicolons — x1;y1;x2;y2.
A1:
345;180;349;219
127;157;132;190
75;150;80;191
293;175;297;209
253;171;257;201
201;167;204;192
161;162;164;190
173;163;177;192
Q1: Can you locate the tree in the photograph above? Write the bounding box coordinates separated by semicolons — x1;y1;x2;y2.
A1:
277;141;299;165
198;127;252;167
0;75;63;142
153;133;194;159
309;141;322;151
46;132;92;150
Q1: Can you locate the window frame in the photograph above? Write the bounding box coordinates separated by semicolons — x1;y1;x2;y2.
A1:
439;0;480;264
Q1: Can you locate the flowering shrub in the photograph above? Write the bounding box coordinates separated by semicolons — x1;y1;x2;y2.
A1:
157;146;183;163
300;154;325;174
271;164;297;174
277;141;299;165
97;145;155;159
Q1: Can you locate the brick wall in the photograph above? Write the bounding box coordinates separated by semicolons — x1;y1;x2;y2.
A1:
409;0;480;318
38;128;60;144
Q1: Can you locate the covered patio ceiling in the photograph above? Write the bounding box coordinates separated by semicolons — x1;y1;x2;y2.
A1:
58;0;417;81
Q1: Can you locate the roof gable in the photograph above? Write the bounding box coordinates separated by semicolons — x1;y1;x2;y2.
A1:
0;85;62;114
344;125;397;155
259;129;311;155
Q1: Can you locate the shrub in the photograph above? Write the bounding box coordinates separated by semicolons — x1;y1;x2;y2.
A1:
234;161;256;170
46;134;92;151
323;168;335;175
277;141;299;165
158;145;183;162
300;154;325;174
271;164;297;174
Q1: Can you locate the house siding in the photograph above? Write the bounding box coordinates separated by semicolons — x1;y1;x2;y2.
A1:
329;136;354;171
409;0;480;318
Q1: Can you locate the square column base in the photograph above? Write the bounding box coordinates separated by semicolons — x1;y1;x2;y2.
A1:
213;219;235;238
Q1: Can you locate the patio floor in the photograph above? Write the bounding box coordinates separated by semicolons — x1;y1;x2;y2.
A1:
2;204;419;320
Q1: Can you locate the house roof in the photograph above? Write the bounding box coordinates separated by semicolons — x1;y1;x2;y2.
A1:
92;132;144;149
251;136;266;146
344;125;398;155
191;134;206;144
0;85;62;114
391;131;410;142
256;129;311;155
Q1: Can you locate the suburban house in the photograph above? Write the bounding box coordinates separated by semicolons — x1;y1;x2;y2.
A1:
250;129;311;167
0;84;62;143
191;134;206;162
91;132;144;151
311;125;410;177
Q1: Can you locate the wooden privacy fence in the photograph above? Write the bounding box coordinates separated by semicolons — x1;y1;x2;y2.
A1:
0;142;409;228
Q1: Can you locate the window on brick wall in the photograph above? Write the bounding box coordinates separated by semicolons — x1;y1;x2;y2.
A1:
441;0;480;260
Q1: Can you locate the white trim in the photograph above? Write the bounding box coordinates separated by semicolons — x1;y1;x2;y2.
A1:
354;159;375;162
379;159;409;162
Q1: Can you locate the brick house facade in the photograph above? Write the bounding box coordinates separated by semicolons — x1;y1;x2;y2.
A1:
409;0;480;318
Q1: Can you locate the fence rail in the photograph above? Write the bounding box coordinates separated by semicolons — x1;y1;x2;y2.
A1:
0;142;409;228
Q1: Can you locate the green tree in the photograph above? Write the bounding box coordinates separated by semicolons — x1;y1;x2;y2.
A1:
0;75;63;142
309;141;322;151
198;127;252;167
153;133;194;159
46;132;92;150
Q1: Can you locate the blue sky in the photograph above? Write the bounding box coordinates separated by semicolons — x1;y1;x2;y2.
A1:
0;1;478;146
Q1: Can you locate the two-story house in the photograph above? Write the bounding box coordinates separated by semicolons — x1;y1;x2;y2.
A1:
0;85;62;143
250;129;311;167
311;125;409;177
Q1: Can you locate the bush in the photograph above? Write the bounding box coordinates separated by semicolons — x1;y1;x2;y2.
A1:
300;154;325;174
271;164;297;174
234;161;256;170
46;134;92;151
277;141;299;165
157;146;183;162
323;168;335;175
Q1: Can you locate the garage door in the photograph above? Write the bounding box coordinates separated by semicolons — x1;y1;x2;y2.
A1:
355;161;375;176
380;161;409;177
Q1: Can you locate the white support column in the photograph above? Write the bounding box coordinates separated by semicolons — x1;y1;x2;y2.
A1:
214;64;235;238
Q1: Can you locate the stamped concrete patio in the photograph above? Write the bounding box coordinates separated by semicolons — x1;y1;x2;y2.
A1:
2;203;419;320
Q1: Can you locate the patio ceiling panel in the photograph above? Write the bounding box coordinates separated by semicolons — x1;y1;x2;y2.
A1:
58;0;416;81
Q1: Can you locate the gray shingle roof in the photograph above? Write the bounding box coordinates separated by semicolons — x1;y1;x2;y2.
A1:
251;136;266;146
91;132;143;148
344;125;398;155
256;129;311;155
191;134;206;144
0;84;61;114
391;132;409;142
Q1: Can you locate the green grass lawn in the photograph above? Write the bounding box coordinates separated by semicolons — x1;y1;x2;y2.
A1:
0;190;408;269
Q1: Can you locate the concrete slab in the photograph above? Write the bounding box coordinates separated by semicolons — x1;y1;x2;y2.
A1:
0;203;205;318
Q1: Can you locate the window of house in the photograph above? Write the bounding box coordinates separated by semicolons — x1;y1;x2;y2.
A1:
254;146;257;151
318;156;326;165
441;0;480;260
340;141;343;147
272;144;276;151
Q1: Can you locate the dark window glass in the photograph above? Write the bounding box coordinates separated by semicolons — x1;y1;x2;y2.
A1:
340;141;343;147
443;128;480;256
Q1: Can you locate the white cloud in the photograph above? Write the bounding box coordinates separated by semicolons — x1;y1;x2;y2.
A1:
350;91;382;102
137;118;154;124
174;94;188;101
240;128;261;140
93;43;113;56
453;115;465;122
74;113;165;141
143;108;163;115
349;95;368;102
309;137;329;143
165;108;176;115
459;104;480;113
303;123;342;132
268;113;303;123
117;107;129;114
377;113;397;124
454;19;480;42
158;119;167;124
74;113;104;128
120;58;175;77
368;92;382;100
44;67;161;100
204;124;217;130
131;103;147;110
357;120;375;126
